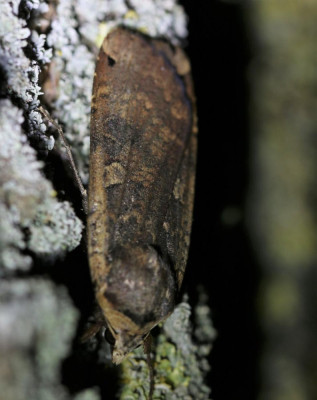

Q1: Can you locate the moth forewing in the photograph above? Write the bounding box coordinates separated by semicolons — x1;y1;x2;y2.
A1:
87;27;197;364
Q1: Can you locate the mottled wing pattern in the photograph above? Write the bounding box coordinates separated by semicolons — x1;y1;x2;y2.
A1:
88;28;194;289
163;117;197;289
87;27;197;362
149;42;198;290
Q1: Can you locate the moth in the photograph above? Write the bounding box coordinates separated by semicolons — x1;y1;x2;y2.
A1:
87;27;197;364
42;26;197;366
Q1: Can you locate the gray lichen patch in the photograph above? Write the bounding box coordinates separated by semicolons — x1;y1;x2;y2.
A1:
0;1;45;102
0;101;51;224
0;1;52;147
28;200;83;255
0;279;78;400
0;100;83;273
0;1;83;272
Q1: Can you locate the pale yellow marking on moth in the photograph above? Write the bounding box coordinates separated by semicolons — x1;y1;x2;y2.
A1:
117;210;143;224
104;162;126;187
128;165;156;186
173;176;186;201
171;100;187;120
136;92;153;110
164;89;172;102
145;100;153;110
173;47;191;75
163;221;170;232
150;118;183;145
101;132;121;144
120;92;133;102
96;85;111;97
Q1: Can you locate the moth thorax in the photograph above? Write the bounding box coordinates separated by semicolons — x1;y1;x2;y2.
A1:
104;245;176;330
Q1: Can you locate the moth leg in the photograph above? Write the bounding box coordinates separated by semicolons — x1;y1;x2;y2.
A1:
143;334;154;400
39;106;88;213
80;305;108;343
80;321;103;343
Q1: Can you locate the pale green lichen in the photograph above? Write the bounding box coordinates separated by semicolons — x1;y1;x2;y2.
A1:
194;289;216;360
119;294;215;400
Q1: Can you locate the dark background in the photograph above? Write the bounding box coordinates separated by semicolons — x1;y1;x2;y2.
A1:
180;1;260;399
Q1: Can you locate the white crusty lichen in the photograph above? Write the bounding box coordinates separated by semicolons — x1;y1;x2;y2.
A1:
0;0;52;146
0;279;80;400
0;100;83;273
0;0;36;101
74;0;187;46
28;200;83;255
123;0;187;42
120;294;216;400
0;1;83;272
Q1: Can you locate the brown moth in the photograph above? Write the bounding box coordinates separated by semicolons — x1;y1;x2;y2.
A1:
87;27;197;365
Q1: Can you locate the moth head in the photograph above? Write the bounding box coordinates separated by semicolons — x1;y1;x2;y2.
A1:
96;245;176;364
104;325;150;365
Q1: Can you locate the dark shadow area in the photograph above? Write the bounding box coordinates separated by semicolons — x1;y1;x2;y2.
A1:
181;1;261;399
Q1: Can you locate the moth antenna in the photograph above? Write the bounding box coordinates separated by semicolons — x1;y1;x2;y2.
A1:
39;106;88;214
80;321;103;343
143;334;154;400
